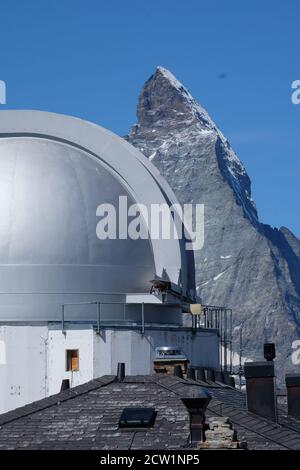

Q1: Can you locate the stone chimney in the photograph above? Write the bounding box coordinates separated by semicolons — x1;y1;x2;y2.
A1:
244;361;277;422
181;389;211;445
285;373;300;418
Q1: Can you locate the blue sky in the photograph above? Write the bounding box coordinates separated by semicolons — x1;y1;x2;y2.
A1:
1;0;299;236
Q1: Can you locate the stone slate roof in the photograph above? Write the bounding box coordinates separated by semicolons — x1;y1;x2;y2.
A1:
0;374;300;450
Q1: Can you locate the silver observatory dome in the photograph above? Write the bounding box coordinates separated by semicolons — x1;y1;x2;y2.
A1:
0;111;195;321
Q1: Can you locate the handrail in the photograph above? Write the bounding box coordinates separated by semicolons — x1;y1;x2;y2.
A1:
60;300;233;373
200;305;233;373
61;300;156;336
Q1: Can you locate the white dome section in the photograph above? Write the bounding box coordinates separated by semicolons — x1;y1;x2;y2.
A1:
0;110;196;321
0;137;155;294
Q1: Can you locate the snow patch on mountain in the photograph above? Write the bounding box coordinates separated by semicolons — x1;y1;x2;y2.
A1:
213;271;226;281
126;66;300;383
154;67;258;225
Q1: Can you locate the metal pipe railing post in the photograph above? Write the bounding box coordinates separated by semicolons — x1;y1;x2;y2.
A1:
141;302;145;335
62;304;65;335
224;310;228;372
239;324;243;390
97;302;101;335
222;310;224;371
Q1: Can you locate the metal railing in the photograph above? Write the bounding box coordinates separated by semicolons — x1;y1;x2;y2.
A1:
198;305;233;373
61;300;147;335
60;300;233;373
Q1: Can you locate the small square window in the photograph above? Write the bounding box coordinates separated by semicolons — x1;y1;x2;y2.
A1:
66;349;79;371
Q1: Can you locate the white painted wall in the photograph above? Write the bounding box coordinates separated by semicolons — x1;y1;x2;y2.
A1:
93;329;113;377
47;325;94;395
0;325;48;414
0;323;220;414
94;328;219;376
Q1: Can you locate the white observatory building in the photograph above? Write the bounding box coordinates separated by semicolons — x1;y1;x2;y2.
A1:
0;111;221;413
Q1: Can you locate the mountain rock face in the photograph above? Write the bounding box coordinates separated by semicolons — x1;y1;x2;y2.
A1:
126;67;300;382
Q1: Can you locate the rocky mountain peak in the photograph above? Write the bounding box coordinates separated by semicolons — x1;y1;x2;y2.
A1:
129;66;258;226
136;66;213;129
127;67;300;383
